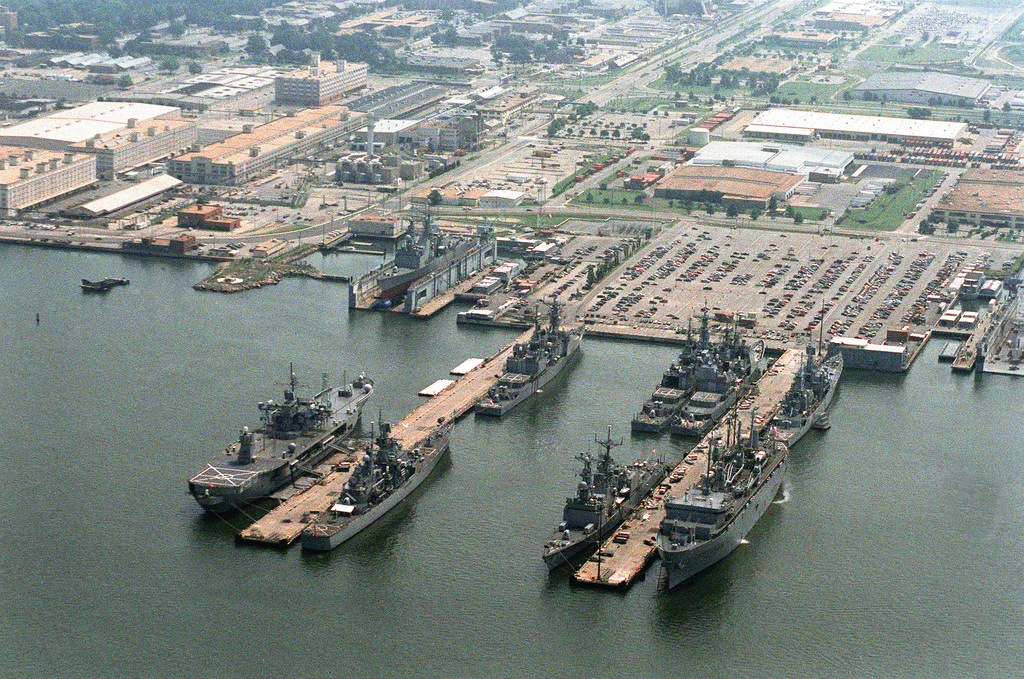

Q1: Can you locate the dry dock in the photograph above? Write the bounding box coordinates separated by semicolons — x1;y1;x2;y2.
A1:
237;327;533;546
571;349;802;589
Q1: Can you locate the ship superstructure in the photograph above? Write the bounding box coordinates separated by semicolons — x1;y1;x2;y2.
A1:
669;320;765;437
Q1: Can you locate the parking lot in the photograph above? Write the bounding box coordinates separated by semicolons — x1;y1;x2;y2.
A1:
576;220;1019;344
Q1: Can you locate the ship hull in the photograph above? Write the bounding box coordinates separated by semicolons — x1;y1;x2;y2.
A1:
301;443;449;551
475;334;582;416
659;457;787;590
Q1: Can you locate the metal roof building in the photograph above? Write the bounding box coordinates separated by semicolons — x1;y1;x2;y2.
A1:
72;174;182;217
690;141;854;176
746;108;967;145
852;72;992;106
0;102;181;151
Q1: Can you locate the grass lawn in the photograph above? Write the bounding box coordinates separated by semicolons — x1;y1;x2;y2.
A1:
857;43;970;65
775;77;851;103
791;205;830;221
606;96;672;113
571;188;657;211
999;44;1024;68
837;170;941;231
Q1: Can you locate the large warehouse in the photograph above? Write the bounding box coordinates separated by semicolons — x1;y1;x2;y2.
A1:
690;141;854;180
0;146;96;217
167;106;364;185
932;169;1024;229
745;109;968;146
852;72;992;106
652;165;804;209
0;102;183;151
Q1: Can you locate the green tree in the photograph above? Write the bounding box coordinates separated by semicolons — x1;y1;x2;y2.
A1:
793;211;804;224
1004;102;1012;113
246;34;268;59
160;56;181;72
634;193;644;205
428;189;442;206
187;61;202;75
768;195;778;216
726;203;738;218
116;74;133;89
169;20;185;38
750;206;762;220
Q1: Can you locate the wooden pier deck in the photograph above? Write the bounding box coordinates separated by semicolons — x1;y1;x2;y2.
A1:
952;304;997;373
237;327;532;546
571;349;802;589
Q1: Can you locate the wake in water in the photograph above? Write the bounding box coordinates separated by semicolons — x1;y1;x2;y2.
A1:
774;481;791;505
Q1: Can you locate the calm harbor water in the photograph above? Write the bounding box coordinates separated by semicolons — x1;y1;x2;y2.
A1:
1;243;1023;678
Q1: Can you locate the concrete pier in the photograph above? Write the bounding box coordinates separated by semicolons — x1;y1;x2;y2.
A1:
571;349;802;589
237;327;533;546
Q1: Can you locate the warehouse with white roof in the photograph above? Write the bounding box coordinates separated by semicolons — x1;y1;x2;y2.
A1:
852;72;991;106
0;102;183;150
745;108;967;146
690;141;854;180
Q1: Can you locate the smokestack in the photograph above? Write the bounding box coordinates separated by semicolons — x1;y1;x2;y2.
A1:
366;117;375;161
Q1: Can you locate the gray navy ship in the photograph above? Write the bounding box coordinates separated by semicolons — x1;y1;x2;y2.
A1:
475;301;583;416
348;211;496;312
189;368;373;513
301;420;451;551
669;326;765;438
657;412;788;589
772;347;843;448
543;428;669;570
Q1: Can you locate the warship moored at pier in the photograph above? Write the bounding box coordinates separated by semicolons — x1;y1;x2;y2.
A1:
667;312;765;438
543;428;669;570
348;211;497;313
301;420;451;551
772;347;843;448
658;412;787;590
475;301;583;416
188;368;373;513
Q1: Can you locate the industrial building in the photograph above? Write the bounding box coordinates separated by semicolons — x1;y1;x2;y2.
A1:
0;102;183;152
176;204;241;231
274;56;367;106
0;146;96;216
933;169;1024;229
689;141;854;180
351;119;421;151
112;66;287;111
348;212;403;238
652;165;804;209
167;106;364;185
71;174;182;217
853;72;992;106
828;336;907;372
68;118;197;177
745;109;967;146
